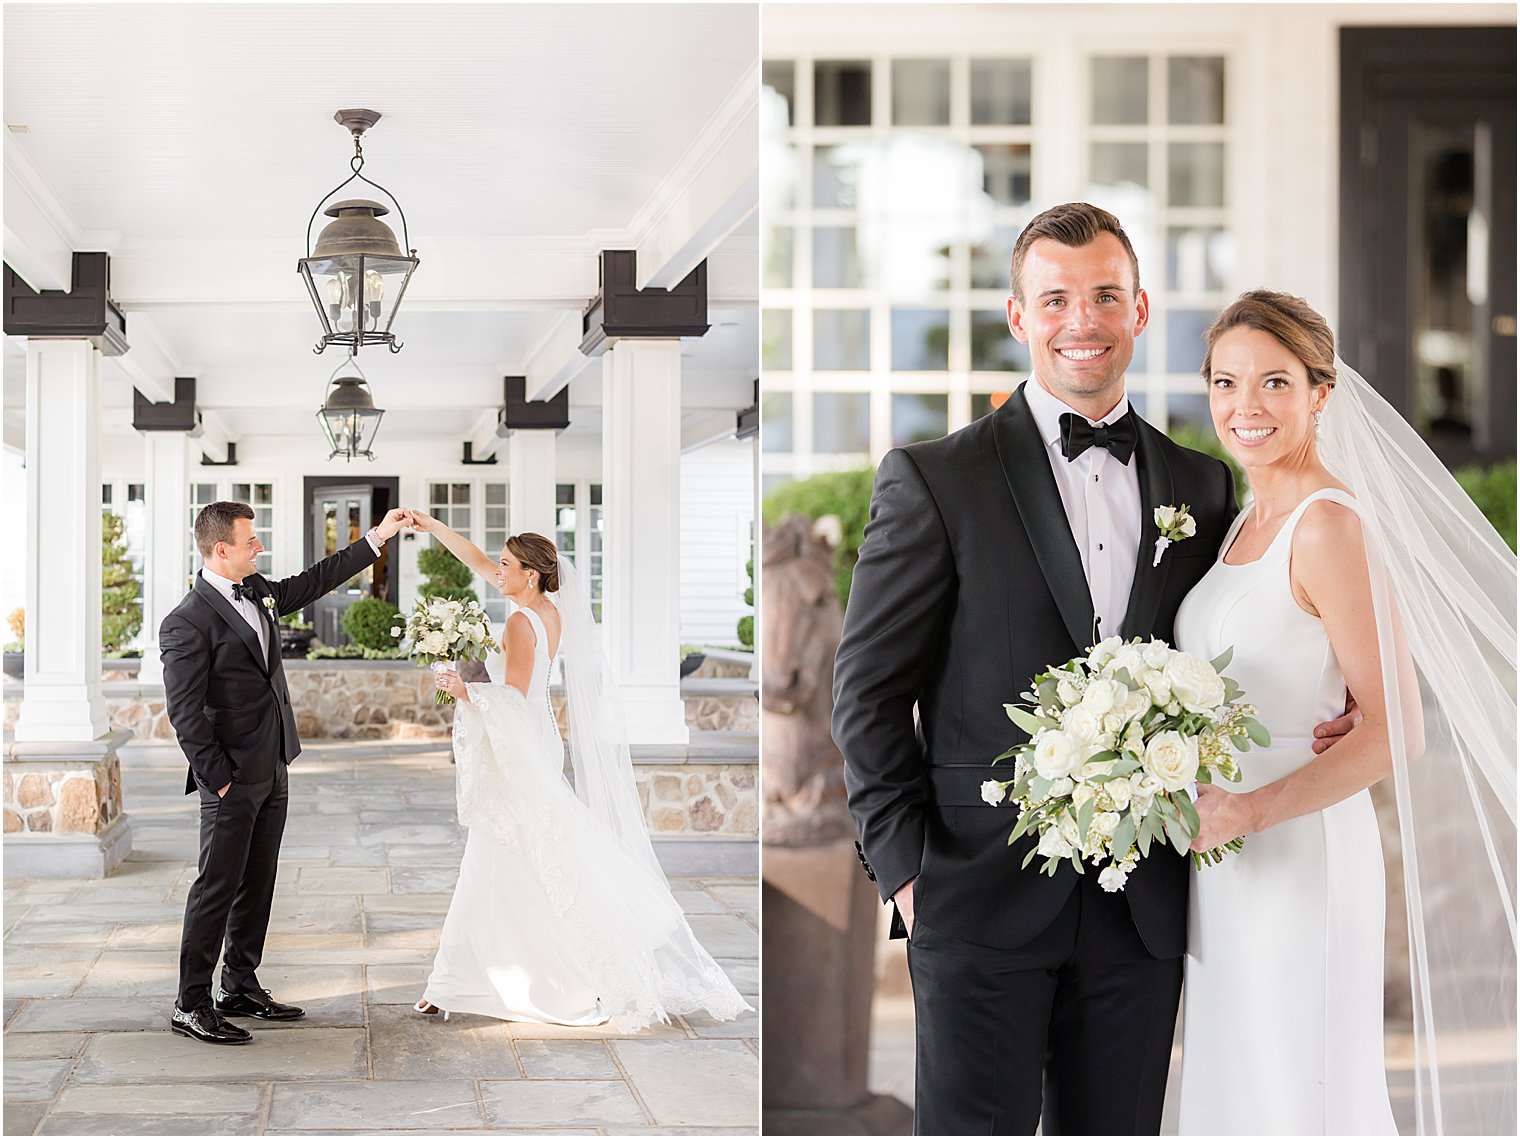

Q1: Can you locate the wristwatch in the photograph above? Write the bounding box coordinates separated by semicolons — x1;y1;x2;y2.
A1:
366;527;384;549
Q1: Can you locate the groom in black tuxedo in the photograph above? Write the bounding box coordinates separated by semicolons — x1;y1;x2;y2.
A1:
834;203;1239;1134
161;500;413;1044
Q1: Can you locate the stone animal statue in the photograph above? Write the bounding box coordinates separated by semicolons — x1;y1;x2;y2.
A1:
762;513;855;847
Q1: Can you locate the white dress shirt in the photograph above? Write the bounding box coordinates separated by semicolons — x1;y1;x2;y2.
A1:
1020;377;1142;643
200;566;271;660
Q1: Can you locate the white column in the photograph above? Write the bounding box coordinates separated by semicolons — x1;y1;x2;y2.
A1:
15;339;109;742
136;431;190;686
602;340;689;746
751;432;761;683
507;429;558;541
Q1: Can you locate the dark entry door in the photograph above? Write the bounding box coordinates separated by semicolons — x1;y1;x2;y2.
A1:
303;478;398;646
1339;26;1516;467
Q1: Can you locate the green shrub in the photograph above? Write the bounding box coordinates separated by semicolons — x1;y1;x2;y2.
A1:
417;544;479;605
737;557;754;648
762;468;877;605
341;597;405;651
101;511;142;654
1455;460;1518;552
307;643;406;660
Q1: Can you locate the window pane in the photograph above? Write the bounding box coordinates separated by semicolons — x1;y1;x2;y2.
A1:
893;59;950;126
1167;309;1215;373
1126;391;1150;421
763;60;795;127
762;392;794;453
556;483;575;506
814;392;871;453
128;484;145;502
892;393;949;446
813;226;864;288
970;226;1021;290
815;60;872;126
1168;56;1225;125
974;144;1032;207
451;484;470;504
486;483;507;505
971;59;1033;125
1130;331;1150;373
813;144;869;209
971;312;1031;371
1091;56;1148;125
763;309;793;371
1167;227;1233;292
764;225;794;287
813;310;871;371
101;484;113;506
1091;141;1148;191
1168;142;1225;208
892;309;949;371
485;505;507;530
1167;392;1210;431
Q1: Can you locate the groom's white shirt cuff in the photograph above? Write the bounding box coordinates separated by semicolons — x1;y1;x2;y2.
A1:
1020;377;1142;640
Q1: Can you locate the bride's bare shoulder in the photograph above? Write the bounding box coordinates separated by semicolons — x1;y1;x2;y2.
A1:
1294;489;1367;568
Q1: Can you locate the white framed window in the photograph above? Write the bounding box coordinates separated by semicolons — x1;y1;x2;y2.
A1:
231;482;275;576
187;481;220;586
481;482;509;627
762;46;1236;487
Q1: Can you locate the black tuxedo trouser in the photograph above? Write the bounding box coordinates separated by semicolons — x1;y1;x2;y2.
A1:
176;763;288;1010
907;870;1182;1136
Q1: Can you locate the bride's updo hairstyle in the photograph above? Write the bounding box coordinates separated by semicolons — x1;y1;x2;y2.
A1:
506;533;560;593
1201;289;1338;391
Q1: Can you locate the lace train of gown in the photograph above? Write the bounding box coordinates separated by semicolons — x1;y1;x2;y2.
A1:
1174;489;1396;1135
421;607;748;1033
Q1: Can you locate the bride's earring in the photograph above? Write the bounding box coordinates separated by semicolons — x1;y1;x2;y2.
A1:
1313;409;1323;431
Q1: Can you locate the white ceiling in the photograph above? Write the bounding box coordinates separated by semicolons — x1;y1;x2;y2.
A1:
2;3;760;449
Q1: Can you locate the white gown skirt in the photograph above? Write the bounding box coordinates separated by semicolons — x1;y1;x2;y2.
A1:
1179;738;1397;1135
422;828;605;1025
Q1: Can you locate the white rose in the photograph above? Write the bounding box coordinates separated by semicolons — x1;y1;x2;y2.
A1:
1063;706;1102;745
1131;772;1162;808
1048;777;1074;799
389;626;401;637
1099;863;1132;892
1142;640;1171;669
1110;647;1146;679
1038;827;1074;859
1144;669;1173;705
1154;505;1177;529
1144;731;1200;792
1033;731;1082;780
1058;813;1082;849
1165;653;1227;712
1122;720;1146;756
1178;513;1197;538
1107;778;1132;809
1081;678;1124;716
1071;781;1096;808
1056;677;1082;706
1120;685;1151;722
1092;811;1121;839
1102;710;1129;735
1087;636;1123;670
980;780;1006;807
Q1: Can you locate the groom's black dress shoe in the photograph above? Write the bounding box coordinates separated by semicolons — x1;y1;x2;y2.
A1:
215;986;305;1020
170;1004;253;1045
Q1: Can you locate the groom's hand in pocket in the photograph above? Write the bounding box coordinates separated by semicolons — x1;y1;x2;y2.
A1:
217;782;231;798
894;877;917;938
1311;691;1362;754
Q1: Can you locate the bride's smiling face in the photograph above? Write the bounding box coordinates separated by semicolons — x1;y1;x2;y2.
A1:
1207;326;1329;470
495;549;530;596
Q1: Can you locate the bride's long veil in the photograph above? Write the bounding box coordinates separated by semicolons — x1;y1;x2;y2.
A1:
551;553;668;882
1319;359;1517;1135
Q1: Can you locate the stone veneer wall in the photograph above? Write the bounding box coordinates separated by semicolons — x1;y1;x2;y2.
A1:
635;766;757;836
3;665;756;743
2;757;123;838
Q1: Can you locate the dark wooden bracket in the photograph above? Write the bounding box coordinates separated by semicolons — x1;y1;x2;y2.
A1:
200;442;238;467
736;378;758;439
501;376;569;431
3;253;130;356
133;377;197;432
579;250;709;357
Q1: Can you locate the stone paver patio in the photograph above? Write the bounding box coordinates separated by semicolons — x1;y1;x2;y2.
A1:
2;739;758;1136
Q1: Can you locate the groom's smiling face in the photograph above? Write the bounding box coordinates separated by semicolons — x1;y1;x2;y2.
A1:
1007;233;1149;417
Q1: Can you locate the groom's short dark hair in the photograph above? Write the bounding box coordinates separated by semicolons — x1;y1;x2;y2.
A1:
1010;202;1141;302
195;501;255;557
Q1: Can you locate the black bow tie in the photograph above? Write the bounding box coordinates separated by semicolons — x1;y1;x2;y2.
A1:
231;582;256;603
1059;410;1138;464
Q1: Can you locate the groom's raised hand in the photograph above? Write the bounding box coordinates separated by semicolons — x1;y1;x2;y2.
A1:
374;508;415;542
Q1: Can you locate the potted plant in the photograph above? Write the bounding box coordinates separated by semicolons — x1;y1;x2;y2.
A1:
279;612;317;658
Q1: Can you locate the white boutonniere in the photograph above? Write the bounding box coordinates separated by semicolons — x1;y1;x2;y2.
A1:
262;596;276;615
1152;504;1197;567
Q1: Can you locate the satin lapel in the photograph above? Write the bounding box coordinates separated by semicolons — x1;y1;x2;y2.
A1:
193;573;271;675
992;386;1096;650
1120;420;1176;641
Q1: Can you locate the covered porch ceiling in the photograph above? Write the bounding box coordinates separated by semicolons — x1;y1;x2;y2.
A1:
2;3;760;456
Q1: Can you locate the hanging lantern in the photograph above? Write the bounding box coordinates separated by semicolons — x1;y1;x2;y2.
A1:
317;355;384;461
297;109;419;355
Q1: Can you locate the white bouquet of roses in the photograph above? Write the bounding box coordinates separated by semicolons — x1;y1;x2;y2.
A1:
983;636;1270;891
397;597;494;705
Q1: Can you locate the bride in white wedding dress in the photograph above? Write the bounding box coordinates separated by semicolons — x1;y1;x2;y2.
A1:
405;518;748;1033
1173;292;1516;1135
